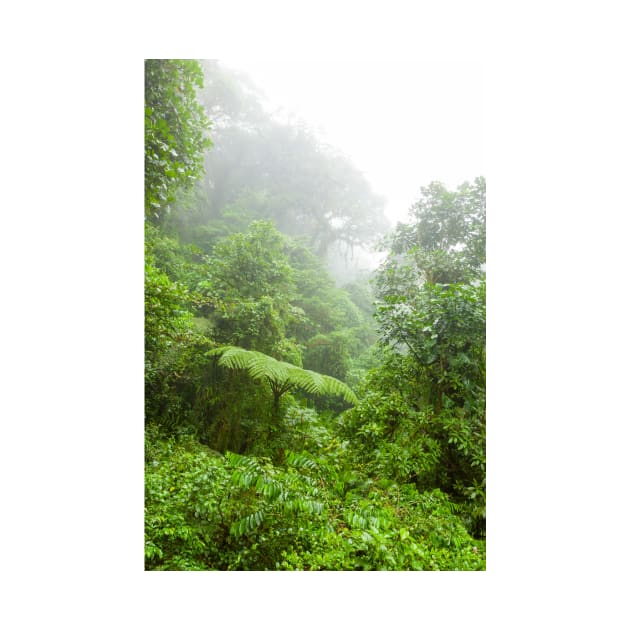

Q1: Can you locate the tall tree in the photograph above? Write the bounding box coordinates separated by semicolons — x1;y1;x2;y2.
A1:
374;178;486;407
199;220;300;360
145;59;212;223
381;177;485;286
144;59;214;430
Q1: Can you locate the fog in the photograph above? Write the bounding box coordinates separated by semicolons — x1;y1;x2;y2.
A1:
172;58;481;284
223;57;483;227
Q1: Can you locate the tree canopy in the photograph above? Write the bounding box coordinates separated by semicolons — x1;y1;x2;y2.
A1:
166;61;389;263
145;59;212;223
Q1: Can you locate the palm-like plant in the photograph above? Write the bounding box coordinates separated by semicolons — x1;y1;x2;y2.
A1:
207;346;359;413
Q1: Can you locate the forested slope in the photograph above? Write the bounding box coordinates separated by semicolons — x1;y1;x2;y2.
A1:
144;59;486;570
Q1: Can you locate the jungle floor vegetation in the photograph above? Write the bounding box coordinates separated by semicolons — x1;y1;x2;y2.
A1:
145;59;486;570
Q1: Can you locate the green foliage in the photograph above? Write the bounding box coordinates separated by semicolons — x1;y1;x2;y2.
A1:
377;178;484;294
206;220;295;301
144;426;227;570
143;59;487;568
355;178;487;535
376;280;486;411
209;346;359;407
373;175;486;406
387;177;485;274
199;220;298;356
287;241;362;338
339;345;485;535
144;254;191;358
303;332;351;381
145;428;485;571
145;428;331;570
145;224;209;289
145;59;212;222
144;225;222;435
343;356;483;481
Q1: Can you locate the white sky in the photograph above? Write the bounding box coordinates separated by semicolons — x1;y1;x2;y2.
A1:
225;36;483;227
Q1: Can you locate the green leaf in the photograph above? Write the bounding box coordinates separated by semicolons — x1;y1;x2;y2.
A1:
208;346;359;405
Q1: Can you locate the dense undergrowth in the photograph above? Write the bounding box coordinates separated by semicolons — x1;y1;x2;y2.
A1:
145;424;484;571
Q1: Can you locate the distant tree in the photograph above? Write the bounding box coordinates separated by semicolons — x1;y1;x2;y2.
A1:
303;332;351;382
207;220;294;301
199;220;300;359
381;177;485;286
286;241;362;340
170;61;388;258
374;178;486;411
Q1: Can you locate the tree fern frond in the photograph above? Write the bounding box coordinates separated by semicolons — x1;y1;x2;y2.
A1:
210;346;359;406
321;374;359;405
294;368;325;395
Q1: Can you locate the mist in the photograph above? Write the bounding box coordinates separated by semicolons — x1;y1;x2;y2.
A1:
167;60;393;285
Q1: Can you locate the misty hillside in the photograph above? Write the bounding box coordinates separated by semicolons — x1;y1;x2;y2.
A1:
145;59;486;571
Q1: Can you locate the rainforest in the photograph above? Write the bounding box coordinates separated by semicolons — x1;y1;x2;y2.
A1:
144;59;486;570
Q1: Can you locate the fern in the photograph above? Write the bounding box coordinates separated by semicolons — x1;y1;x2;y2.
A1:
207;346;359;406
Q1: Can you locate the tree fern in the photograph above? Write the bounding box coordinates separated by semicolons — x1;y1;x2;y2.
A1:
207;346;359;407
